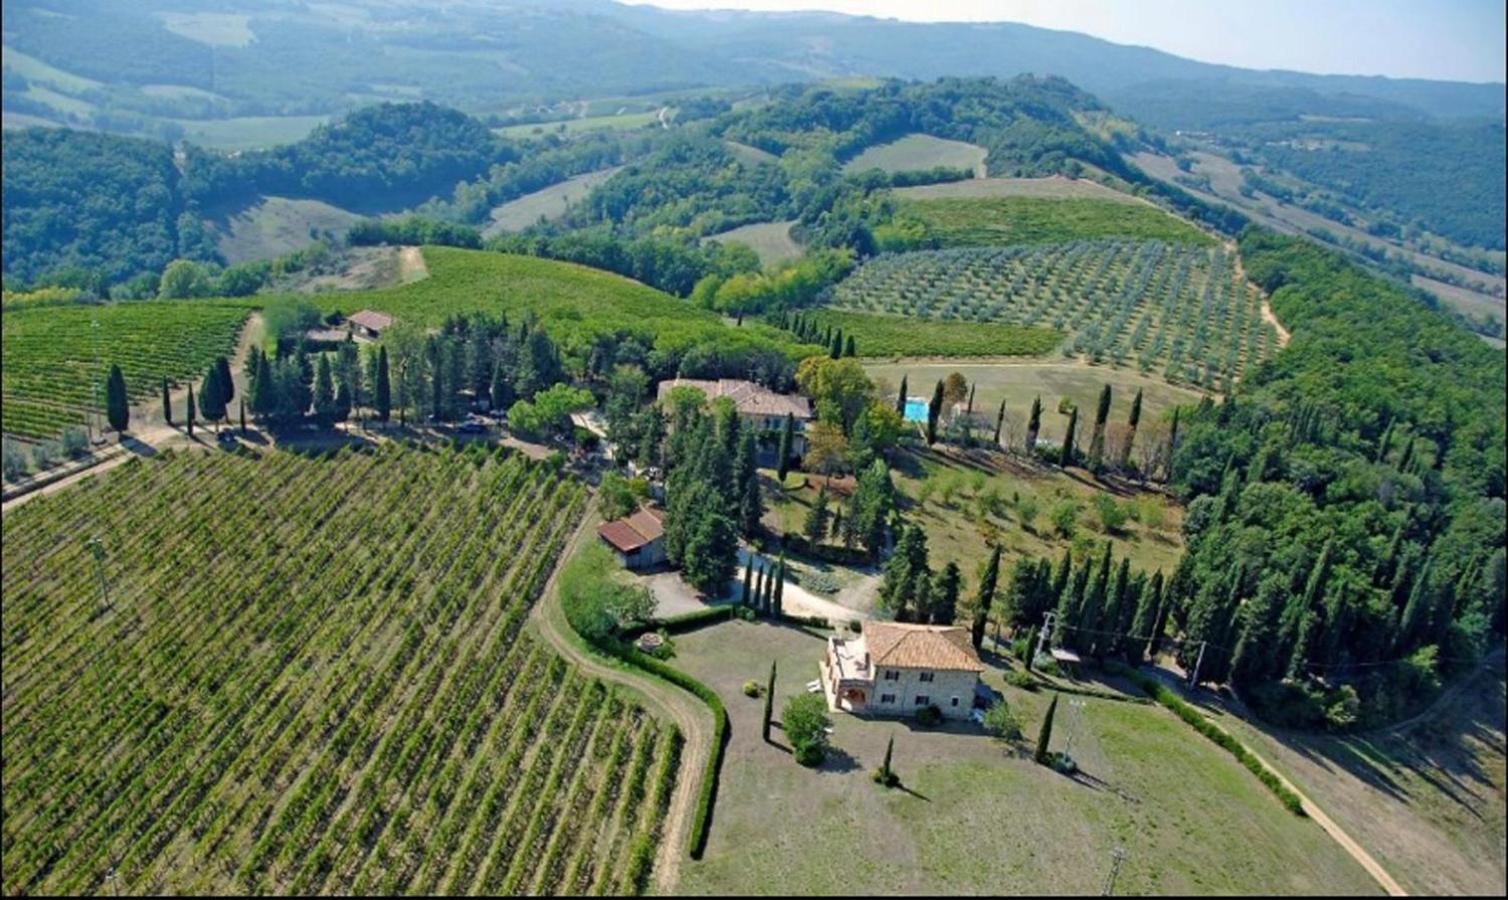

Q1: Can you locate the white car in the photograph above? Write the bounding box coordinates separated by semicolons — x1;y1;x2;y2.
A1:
969;708;986;725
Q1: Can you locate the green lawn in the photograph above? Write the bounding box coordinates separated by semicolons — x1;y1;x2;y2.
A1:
669;620;1381;895
804;309;1063;359
901;196;1214;247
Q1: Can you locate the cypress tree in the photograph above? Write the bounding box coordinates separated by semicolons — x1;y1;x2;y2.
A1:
198;363;226;431
971;545;1001;649
830;328;842;360
1165;407;1180;479
105;364;129;436
895;375;908;415
876;735;897;787
1123;388;1143;468
1088;384;1111;471
993;399;1006;446
186;382;196;438
162;376;173;426
1059;406;1078;467
1025;395;1041;455
741;560;754;606
926;379;944;445
375;346;392;423
239;397;247;436
215;356;235;407
762;661;776;742
1034;694;1058;765
1128;570;1164;665
844;335;856;358
966;384;975;415
1397;553;1435;652
777;413;795;482
1284;540;1334;678
1374;417;1395;463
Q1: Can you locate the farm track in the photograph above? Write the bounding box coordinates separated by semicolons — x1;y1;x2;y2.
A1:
529;505;714;895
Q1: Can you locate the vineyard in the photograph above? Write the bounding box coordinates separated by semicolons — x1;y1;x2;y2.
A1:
828;240;1277;386
0;446;679;895
1;300;254;440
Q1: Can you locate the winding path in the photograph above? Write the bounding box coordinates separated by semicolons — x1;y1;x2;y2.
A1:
528;506;714;895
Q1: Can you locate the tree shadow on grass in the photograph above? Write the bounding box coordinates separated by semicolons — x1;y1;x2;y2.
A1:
816;746;861;774
120;435;159;458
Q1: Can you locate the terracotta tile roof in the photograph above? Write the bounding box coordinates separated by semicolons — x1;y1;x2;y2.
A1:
656;378;812;420
348;309;394;332
864;622;985;672
597;507;665;553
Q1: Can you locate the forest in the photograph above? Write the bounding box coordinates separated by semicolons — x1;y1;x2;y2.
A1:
1159;230;1505;727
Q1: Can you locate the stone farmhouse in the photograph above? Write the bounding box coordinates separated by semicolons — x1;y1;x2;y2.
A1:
823;622;985;720
597;507;667;571
655;378;813;457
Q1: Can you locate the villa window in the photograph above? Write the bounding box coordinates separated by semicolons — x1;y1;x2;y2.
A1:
915;695;930;706
918;672;934;683
882;670;899;681
880;693;896;704
950;697;960;707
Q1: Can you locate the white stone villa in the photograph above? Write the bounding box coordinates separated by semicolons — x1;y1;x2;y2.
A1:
823;622;985;720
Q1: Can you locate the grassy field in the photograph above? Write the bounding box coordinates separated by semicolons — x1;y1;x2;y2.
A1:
1;300;256;440
844;133;987;177
1;45;102;92
0;448;679;895
723;140;779;167
902;196;1213;247
897;175;1143;202
1215;657;1507;896
701;220;802;267
830;241;1275;386
494;110;665;139
863;360;1205;445
800;309;1063;358
172;115;329;151
483;167;624;236
670;620;1379;895
766;440;1186;608
305;246;817;364
210;196;366;265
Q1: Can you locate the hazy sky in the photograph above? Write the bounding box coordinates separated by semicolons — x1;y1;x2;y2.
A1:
624;0;1507;82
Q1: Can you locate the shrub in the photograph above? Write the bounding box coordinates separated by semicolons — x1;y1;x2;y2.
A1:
60;427;90;458
1092;493;1130;533
742;679;762;698
1;437;28;482
1049;499;1079;537
915;704;943;727
1005;669;1036;691
30;440;62;470
983;701;1023;740
783;692;832;766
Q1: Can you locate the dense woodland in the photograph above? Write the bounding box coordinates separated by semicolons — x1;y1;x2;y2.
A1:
1160;231;1505;727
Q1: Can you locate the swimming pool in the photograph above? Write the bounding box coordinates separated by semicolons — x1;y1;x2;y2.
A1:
903;398;929;423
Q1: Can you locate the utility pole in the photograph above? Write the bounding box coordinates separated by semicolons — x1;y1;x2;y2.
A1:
85;536;110;612
1101;846;1128;896
1037;611;1055;663
1188;640;1207;689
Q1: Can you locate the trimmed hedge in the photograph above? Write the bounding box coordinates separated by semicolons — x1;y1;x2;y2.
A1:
653;604;738;635
1111;664;1306;816
1027;675;1151;705
606;638;731;860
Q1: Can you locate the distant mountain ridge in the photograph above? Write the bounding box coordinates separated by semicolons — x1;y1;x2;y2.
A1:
2;0;1501;130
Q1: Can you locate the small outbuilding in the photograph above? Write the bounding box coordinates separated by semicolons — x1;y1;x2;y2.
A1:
597;507;667;570
347;309;394;340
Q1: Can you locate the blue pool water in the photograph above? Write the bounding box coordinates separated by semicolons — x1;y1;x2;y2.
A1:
903;399;929;423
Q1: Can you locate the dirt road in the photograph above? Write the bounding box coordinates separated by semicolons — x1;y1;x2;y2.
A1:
529;507;714;894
